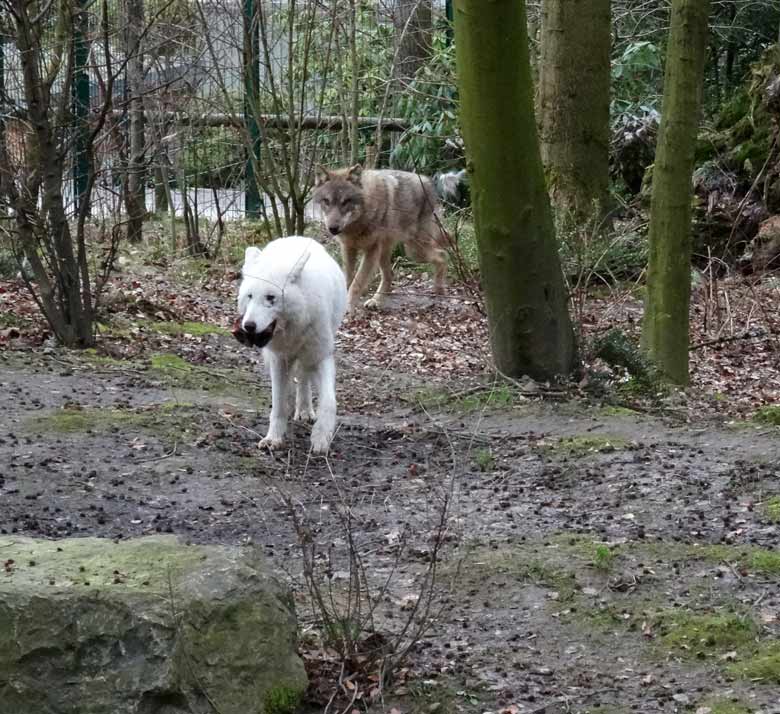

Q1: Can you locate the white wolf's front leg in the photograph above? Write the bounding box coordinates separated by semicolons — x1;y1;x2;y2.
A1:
259;354;290;450
310;356;337;454
294;373;316;422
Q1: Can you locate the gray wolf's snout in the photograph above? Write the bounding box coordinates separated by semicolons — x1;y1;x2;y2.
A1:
328;224;341;236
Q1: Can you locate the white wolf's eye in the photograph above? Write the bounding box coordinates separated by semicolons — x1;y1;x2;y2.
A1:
266;294;276;304
247;293;253;300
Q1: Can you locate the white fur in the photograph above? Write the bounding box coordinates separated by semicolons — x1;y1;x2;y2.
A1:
238;236;347;454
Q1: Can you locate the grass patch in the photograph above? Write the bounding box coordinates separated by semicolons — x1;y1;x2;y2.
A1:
25;403;199;442
598;405;641;417
452;545;580;603
409;383;517;414
592;544;616;572
145;320;230;337
697;699;754;714
764;496;780;523
472;447;494;472
728;641;780;683
753;405;780;426
547;435;628;457
150;353;193;372
658;611;758;658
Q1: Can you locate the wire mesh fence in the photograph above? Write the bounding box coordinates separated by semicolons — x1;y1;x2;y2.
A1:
0;1;453;236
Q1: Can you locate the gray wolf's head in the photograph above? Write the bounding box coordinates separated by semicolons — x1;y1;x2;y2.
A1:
312;164;365;236
235;245;310;349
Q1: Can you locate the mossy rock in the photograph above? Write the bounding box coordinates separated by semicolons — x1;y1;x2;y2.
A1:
0;535;307;713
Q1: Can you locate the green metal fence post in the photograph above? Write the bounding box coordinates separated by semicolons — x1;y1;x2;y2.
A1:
72;0;90;215
244;0;262;219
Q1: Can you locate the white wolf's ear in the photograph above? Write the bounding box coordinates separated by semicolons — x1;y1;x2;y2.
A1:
243;246;262;267
287;248;312;285
315;165;330;186
347;164;363;185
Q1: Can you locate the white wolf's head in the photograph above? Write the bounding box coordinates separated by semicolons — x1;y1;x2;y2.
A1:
312;164;366;236
235;245;311;349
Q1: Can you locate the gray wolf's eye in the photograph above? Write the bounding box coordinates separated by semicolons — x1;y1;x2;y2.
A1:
321;198;330;207
266;294;276;304
341;200;351;209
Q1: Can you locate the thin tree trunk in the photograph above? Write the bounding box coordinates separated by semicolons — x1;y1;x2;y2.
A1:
125;0;146;243
454;0;576;380
538;0;611;218
393;0;432;91
641;0;710;385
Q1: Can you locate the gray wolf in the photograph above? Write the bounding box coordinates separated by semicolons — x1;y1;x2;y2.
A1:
312;164;449;312
233;236;347;454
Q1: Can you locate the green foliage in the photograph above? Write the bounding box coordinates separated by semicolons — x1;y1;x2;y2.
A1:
593;329;659;389
391;29;460;175
611;41;663;119
557;214;649;283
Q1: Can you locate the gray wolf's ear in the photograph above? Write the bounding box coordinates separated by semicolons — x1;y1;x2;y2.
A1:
347;164;363;184
243;246;262;266
315;165;330;186
287;248;312;284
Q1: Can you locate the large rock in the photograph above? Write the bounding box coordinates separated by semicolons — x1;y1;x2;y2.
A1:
0;535;307;714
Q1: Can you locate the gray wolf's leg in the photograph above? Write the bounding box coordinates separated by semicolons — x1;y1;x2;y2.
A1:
347;245;380;312
365;239;395;309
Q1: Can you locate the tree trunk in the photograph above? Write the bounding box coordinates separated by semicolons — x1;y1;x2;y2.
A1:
538;0;611;219
393;0;432;89
454;0;576;380
641;0;710;385
125;0;146;243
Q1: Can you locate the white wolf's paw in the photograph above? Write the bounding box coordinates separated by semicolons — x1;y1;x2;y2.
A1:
258;435;284;451
310;427;333;454
363;296;384;310
293;408;317;423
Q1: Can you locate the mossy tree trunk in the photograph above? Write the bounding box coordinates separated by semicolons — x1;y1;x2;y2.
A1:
454;0;576;380
538;0;611;219
641;0;710;385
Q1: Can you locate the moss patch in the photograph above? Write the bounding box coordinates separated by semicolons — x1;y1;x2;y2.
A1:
263;685;302;714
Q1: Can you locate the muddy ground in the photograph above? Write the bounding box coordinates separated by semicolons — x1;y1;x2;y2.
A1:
1;269;779;714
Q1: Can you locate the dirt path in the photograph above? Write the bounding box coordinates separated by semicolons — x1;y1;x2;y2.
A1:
1;324;779;714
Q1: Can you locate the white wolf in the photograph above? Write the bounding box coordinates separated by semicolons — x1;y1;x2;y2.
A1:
234;236;347;454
